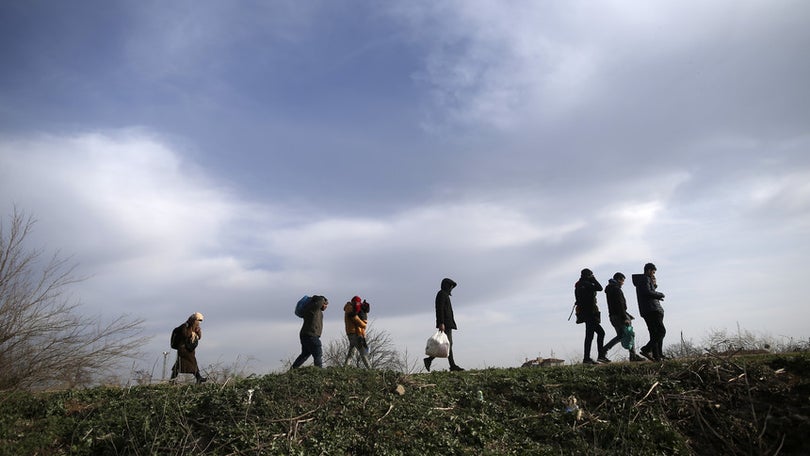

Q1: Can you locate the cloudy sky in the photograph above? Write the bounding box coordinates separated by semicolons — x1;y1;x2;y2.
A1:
1;1;808;375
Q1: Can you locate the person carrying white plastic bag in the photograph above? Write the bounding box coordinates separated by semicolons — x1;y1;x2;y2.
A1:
425;330;450;358
423;278;465;372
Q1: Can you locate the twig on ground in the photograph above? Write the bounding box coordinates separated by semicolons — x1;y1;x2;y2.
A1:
634;381;660;408
377;403;394;422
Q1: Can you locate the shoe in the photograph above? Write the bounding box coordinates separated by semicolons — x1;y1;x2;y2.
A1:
423;357;432;372
639;346;654;361
196;376;208;384
597;356;611;363
449;365;465;372
629;353;645;362
582;358;597;365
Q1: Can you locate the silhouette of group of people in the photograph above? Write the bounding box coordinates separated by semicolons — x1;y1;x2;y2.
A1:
286;277;465;372
167;277;464;381
575;262;667;364
167;264;666;381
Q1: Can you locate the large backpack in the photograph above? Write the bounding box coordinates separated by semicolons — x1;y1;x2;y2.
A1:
295;295;311;318
170;324;183;349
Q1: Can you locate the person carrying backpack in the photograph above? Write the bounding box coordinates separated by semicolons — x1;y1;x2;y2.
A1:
575;268;608;364
170;312;207;384
343;295;371;368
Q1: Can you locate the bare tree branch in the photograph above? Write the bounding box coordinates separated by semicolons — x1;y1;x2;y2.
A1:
0;207;147;391
324;323;405;371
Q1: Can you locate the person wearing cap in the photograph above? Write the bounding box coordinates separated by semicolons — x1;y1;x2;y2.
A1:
632;263;667;361
575;268;608;364
170;312;207;384
343;295;371;368
424;278;465;372
291;295;329;369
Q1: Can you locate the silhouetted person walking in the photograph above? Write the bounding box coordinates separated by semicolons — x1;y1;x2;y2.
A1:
633;263;667;361
603;272;645;361
576;269;608;364
424;278;464;372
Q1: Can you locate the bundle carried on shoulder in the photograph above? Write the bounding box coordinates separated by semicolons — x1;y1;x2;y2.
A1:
296;295;327;318
295;295;311;318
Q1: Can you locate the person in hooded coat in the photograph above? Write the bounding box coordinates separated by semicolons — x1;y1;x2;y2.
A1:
575;268;608;364
170;312;207;384
632;263;667;361
424;278;465;372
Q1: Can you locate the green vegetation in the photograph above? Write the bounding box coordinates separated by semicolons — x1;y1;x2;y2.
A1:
1;353;808;455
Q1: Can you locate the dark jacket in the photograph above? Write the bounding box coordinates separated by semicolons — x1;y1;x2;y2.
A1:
632;274;664;318
300;296;326;337
435;278;457;330
171;320;201;374
605;278;630;321
574;276;603;320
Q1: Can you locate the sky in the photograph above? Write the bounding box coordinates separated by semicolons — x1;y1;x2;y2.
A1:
1;1;809;376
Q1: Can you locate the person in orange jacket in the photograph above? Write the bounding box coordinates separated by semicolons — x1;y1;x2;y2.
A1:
343;296;371;368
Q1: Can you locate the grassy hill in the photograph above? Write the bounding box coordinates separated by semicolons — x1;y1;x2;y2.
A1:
1;352;809;455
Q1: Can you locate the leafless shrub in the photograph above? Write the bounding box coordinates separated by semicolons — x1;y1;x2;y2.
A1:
203;354;257;383
667;325;807;359
0;207;147;391
664;331;704;358
323;324;404;370
703;325;774;354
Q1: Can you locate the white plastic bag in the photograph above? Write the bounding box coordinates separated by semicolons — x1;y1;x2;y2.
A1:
425;330;450;358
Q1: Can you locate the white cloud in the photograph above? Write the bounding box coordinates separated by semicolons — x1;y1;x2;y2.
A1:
3;132;233;262
2;119;809;375
395;0;810;134
749;172;810;215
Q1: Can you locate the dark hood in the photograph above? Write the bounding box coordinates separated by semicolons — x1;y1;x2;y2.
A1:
632;274;645;287
441;278;457;295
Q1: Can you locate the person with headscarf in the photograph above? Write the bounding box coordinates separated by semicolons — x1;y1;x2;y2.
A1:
170;312;207;384
343;295;371;368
